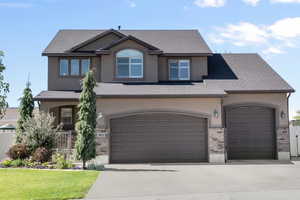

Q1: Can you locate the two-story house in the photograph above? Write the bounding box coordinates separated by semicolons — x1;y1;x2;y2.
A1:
34;29;294;164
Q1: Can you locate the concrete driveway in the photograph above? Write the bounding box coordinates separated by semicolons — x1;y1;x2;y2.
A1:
86;161;300;200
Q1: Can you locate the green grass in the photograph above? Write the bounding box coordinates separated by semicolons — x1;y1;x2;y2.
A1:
0;168;100;200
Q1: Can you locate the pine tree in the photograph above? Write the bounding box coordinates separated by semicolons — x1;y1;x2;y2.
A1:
16;81;34;143
75;71;97;169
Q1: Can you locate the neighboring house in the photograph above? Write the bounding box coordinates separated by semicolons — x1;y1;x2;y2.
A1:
0;108;18;160
0;108;38;160
34;29;295;164
290;120;300;157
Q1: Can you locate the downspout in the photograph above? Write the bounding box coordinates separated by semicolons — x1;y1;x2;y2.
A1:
287;92;292;158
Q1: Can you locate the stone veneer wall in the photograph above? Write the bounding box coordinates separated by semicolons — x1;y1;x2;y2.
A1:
208;128;225;163
277;127;290;160
95;132;109;156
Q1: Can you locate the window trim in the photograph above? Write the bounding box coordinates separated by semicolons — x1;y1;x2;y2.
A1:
168;59;191;81
115;49;144;79
58;57;91;78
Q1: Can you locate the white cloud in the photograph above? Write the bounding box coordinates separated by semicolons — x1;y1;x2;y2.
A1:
209;17;300;54
268;17;300;39
194;0;226;8
126;0;136;8
243;0;260;6
262;47;286;54
216;22;269;46
270;0;300;3
0;2;33;8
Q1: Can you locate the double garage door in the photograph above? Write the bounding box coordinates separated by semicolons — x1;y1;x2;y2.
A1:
110;113;208;163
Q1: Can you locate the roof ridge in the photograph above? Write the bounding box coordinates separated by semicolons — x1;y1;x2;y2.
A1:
58;29;199;31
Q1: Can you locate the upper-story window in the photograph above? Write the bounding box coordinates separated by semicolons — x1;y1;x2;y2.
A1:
116;49;143;78
169;59;190;80
59;58;91;77
59;59;69;76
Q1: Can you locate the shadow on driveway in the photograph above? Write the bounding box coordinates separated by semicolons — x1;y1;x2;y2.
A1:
102;167;177;172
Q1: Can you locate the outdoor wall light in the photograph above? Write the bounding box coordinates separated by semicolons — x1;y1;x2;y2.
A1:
213;109;219;118
280;111;286;119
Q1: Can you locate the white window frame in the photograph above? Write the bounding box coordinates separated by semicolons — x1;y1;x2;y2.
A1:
116;49;144;79
168;59;190;80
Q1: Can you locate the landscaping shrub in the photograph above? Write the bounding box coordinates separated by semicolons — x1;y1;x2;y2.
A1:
7;144;30;160
1;160;12;167
32;147;52;163
22;112;61;152
52;153;74;169
11;159;25;167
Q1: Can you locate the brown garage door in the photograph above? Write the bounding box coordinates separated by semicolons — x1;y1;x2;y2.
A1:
226;106;276;160
110;113;208;163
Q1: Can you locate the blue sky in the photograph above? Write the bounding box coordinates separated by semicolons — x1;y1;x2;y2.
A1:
0;0;299;118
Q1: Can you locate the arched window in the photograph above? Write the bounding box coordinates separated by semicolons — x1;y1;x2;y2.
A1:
116;49;143;78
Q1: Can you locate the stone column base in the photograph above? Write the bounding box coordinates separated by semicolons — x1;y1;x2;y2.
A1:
278;152;290;161
209;153;225;163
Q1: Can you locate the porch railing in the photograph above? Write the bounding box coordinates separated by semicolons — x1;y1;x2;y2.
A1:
54;130;76;160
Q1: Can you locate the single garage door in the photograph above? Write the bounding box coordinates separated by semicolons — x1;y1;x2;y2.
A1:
226;106;276;160
110;113;208;163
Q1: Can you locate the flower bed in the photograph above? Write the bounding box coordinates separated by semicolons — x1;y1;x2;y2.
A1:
0;153;79;170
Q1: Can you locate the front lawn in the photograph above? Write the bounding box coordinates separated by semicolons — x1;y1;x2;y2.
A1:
0;168;99;200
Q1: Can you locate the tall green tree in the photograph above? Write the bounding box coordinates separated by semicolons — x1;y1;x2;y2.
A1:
16;81;34;143
75;71;97;169
0;51;9;119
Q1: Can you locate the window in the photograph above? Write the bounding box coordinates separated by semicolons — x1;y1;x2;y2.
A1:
116;49;143;78
169;59;190;80
59;59;69;76
81;59;90;76
60;108;73;125
59;58;90;77
71;59;80;76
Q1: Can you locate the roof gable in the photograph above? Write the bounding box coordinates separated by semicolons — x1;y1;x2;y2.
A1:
95;35;162;55
69;29;125;52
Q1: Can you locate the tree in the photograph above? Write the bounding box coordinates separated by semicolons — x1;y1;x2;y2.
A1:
294;110;300;121
22;111;60;152
75;71;97;169
16;81;34;143
0;51;9;119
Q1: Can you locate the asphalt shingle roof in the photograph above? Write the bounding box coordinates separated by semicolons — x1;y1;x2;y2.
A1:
205;54;294;93
43;29;212;54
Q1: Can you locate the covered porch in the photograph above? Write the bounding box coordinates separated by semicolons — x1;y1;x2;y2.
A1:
36;97;108;157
